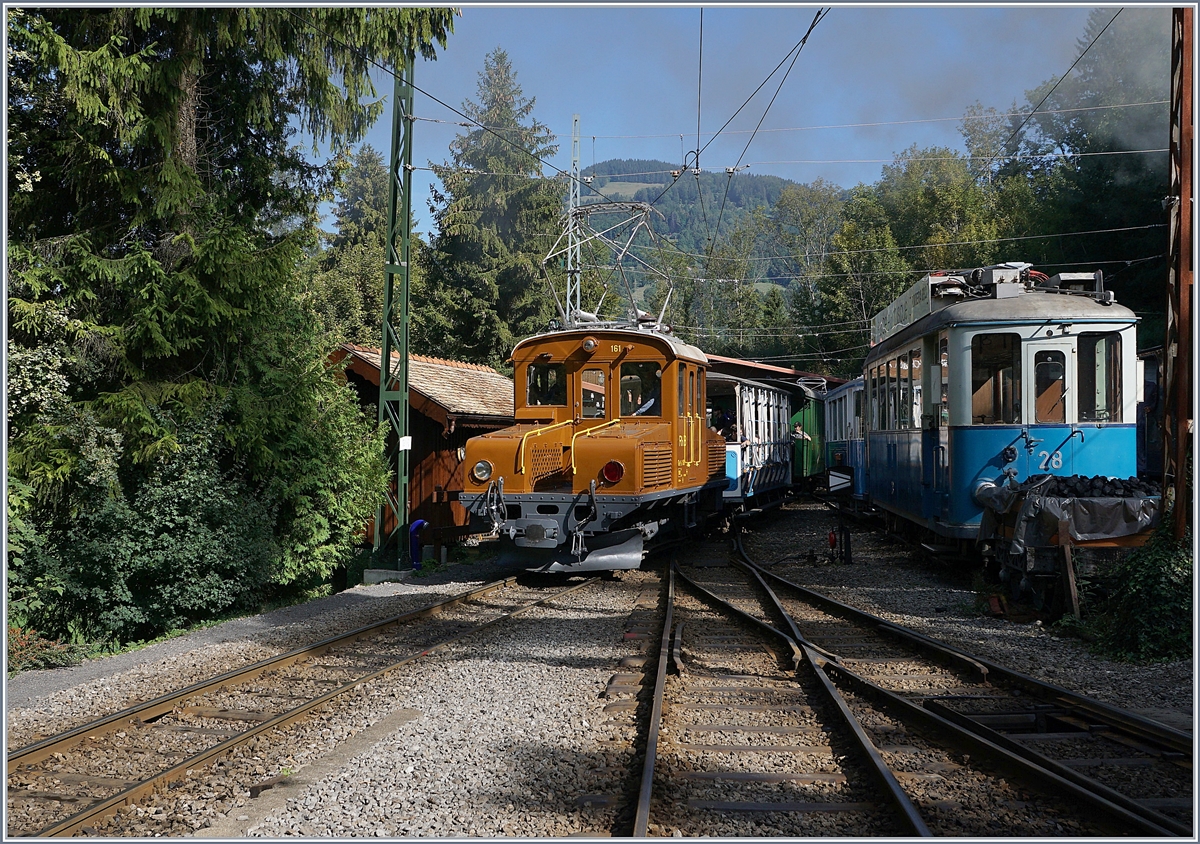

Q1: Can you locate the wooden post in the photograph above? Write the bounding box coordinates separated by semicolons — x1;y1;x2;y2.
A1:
1059;518;1080;620
1165;8;1193;539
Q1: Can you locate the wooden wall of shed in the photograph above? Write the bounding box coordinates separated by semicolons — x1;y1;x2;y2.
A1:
342;362;504;551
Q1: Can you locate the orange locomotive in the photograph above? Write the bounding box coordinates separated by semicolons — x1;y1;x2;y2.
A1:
458;325;728;571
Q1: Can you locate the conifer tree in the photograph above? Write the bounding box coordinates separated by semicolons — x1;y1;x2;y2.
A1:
423;48;563;367
6;8;454;643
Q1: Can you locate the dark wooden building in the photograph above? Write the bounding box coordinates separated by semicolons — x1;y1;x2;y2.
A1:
332;343;514;547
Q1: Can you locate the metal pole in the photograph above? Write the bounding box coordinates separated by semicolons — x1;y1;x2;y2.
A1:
374;56;415;564
1165;8;1193;538
568;114;581;323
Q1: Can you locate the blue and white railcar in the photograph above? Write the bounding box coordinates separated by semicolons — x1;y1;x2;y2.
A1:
706;373;793;510
863;264;1139;539
823;377;867;499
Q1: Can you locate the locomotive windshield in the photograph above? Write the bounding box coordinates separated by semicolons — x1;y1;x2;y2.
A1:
621;362;662;417
527;362;567;406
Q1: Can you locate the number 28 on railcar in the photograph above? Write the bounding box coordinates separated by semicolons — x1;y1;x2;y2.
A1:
863;263;1140;539
457;327;728;572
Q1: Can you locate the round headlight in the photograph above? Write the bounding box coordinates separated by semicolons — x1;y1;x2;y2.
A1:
582;337;597;352
471;460;493;482
601;460;625;484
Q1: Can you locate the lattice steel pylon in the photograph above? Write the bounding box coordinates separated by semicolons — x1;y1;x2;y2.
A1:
568;114;582;318
374;56;415;563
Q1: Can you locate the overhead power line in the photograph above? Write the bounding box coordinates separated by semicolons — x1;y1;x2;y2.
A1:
646;223;1167;264
410;100;1169;140
710;8;829;256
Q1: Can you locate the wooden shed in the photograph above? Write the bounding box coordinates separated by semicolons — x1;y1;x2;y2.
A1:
331;343;514;547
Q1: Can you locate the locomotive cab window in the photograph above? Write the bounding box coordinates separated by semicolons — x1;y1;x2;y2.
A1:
1079;332;1122;422
1034;350;1067;423
971;333;1021;424
621;362;662;417
528;362;567;406
581;368;606;418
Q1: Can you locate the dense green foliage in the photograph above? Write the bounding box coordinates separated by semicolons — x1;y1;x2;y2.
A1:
1074;527;1193;662
6;8;453;646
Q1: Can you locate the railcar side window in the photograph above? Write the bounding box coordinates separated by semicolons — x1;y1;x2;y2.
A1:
678;363;686;418
1034;351;1066;423
939;334;949;426
868;368;878;430
581;368;606;418
910;348;923;430
621;362;663;417
971;333;1021;424
887;359;898;430
898;353;911;429
1078;332;1122;422
528;363;567;406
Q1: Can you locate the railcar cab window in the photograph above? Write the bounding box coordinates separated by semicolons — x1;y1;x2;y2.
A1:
1034;350;1067;423
581;368;606;418
527;362;566;407
620;362;663;417
1079;332;1122;422
971;333;1021;424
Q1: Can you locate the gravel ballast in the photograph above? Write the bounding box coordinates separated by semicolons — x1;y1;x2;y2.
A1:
6;503;1192;836
740;499;1193;729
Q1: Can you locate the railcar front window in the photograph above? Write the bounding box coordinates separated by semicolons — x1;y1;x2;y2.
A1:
582;368;606;418
621;362;663;417
1079;332;1122;422
528;362;567;406
971;333;1021;424
1034;351;1066;423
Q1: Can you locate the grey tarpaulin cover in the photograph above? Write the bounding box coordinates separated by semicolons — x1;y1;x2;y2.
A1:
977;476;1160;555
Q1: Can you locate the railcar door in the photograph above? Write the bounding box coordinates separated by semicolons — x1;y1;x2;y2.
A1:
1024;338;1076;475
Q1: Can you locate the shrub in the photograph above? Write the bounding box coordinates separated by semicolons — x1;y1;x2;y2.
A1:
1090;526;1192;662
6;625;81;675
13;408;280;644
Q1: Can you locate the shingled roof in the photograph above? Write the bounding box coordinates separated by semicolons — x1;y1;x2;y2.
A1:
339;344;514;418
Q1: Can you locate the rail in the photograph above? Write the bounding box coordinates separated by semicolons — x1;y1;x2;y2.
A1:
9;577;600;837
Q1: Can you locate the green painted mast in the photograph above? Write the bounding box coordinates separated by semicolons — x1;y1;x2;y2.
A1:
374;56;415;564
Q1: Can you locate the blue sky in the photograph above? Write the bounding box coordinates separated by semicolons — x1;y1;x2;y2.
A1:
352;5;1111;237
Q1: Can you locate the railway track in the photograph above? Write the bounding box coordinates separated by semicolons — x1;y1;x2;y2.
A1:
628;538;1189;837
6;576;598;838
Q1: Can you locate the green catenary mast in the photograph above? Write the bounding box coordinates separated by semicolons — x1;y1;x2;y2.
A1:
375;57;415;564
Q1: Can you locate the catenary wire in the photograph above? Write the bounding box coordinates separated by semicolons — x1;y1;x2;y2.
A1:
710;8;828;258
408;100;1169;140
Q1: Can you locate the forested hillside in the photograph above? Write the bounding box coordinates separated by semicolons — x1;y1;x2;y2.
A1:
582;159;797;256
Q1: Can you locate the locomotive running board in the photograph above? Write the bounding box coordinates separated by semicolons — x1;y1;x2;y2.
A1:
528;531;645;573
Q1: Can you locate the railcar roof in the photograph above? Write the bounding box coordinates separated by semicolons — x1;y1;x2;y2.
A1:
706;370;794;396
824;377;864;400
867;291;1137;363
513;325;708;364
